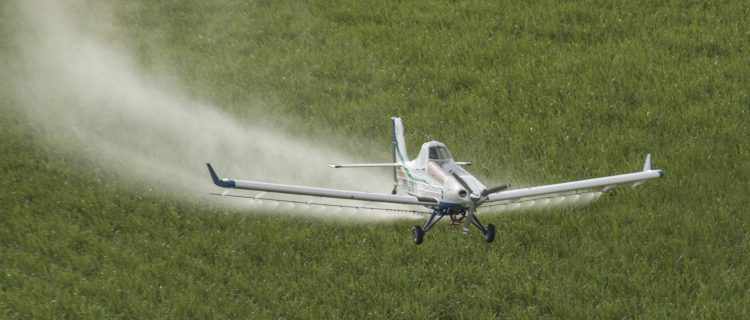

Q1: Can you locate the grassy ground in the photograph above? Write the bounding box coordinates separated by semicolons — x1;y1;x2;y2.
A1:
2;0;749;318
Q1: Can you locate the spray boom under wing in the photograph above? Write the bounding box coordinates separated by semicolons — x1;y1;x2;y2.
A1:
485;154;663;203
207;163;438;206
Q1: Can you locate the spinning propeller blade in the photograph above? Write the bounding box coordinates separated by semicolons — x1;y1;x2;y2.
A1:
452;172;511;206
452;172;480;201
481;184;510;197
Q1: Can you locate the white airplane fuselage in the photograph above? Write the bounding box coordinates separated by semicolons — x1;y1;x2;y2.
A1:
394;141;485;210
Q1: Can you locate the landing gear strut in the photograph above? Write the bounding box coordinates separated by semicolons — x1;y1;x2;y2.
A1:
463;208;495;243
412;208;495;244
411;209;445;245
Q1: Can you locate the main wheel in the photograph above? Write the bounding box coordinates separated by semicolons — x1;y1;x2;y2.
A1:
484;224;496;243
412;226;425;245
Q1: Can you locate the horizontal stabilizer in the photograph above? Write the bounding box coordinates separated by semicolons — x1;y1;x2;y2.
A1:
328;163;402;168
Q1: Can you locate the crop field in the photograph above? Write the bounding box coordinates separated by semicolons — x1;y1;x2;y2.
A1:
1;0;749;318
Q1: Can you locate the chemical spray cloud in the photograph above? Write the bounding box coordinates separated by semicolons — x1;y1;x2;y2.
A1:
11;0;599;222
11;0;419;221
481;192;603;215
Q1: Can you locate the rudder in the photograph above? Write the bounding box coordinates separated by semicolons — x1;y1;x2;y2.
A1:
391;117;408;194
391;117;408;163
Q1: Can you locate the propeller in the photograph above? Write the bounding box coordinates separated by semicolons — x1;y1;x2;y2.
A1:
451;172;510;236
481;184;510;197
451;172;510;206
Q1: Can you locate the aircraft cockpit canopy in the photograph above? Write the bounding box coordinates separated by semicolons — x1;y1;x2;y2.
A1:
429;145;453;161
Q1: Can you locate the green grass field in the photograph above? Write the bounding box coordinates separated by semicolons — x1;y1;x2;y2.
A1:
2;0;749;318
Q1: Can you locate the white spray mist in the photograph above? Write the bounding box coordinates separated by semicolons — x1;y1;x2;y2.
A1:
11;0;419;221
9;0;599;222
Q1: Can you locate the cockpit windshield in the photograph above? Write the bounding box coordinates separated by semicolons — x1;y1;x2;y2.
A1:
428;146;453;160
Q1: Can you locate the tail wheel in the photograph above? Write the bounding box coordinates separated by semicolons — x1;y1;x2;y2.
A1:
412;226;425;245
484;224;496;243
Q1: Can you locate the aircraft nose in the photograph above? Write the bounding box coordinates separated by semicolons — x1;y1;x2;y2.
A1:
443;180;474;206
458;189;468;198
445;188;473;206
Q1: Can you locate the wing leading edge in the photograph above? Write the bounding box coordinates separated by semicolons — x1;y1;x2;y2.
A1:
206;164;438;206
485;154;664;204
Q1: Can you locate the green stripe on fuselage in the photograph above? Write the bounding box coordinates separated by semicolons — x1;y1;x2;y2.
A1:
394;150;434;186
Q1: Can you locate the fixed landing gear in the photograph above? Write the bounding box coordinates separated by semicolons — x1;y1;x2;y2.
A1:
412;226;425;244
449;211;466;225
483;224;496;243
466;211;495;243
412;208;496;244
411;209;445;245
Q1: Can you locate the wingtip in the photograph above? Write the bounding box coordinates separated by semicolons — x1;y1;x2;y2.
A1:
643;153;652;171
206;163;235;188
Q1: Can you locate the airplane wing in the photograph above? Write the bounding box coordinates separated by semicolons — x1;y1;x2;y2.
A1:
207;164;438;206
483;154;664;205
210;192;432;215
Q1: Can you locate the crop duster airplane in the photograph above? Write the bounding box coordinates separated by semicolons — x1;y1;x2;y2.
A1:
207;117;664;244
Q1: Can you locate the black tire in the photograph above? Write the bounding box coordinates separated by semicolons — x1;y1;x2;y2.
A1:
412;226;425;245
484;224;496;243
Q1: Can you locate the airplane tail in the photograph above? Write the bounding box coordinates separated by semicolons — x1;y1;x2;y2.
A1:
391;117;408;164
391;117;408;194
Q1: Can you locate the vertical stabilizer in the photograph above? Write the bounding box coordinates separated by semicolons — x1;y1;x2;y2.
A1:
391;117;408;194
391;117;408;163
